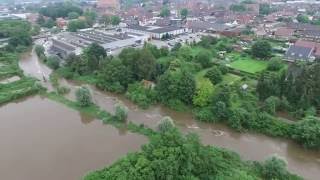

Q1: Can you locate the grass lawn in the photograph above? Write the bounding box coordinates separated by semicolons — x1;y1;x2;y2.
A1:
230;59;268;74
222;73;242;85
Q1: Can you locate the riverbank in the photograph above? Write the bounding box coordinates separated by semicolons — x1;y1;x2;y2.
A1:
13;45;320;179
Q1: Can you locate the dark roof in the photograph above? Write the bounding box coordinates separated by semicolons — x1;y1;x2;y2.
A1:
285;45;313;60
52;39;75;51
128;25;150;31
304;30;320;37
128;25;183;34
187;21;229;31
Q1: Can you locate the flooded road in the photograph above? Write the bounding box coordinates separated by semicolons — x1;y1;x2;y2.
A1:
0;96;147;180
17;47;320;180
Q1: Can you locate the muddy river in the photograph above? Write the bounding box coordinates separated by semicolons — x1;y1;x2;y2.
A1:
0;96;147;180
14;48;320;179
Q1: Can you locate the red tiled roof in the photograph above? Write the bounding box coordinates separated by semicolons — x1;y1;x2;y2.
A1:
275;27;294;37
295;40;317;49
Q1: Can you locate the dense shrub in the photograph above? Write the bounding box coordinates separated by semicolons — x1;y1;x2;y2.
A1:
126;82;156;109
262;156;288;180
47;55;61;70
113;103;128;122
84;128;300;180
193;107;215;122
75;87;92;107
205;67;223;85
157;116;175;133
267;58;284;71
291;116;320;149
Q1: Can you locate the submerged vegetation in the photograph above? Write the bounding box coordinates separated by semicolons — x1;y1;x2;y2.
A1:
51;35;320;150
0;19;41;105
84;127;301;180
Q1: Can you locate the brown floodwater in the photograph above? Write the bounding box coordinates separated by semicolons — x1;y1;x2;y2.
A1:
18;47;320;180
0;96;147;180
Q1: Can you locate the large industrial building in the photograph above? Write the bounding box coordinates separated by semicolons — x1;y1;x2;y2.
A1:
122;25;187;39
51;29;148;58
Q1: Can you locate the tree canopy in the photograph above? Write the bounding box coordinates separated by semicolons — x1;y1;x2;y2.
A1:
84;128;301;180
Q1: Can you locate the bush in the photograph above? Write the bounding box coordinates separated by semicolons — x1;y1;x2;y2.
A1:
126;82;156;109
35;45;45;57
212;101;229;120
166;99;187;112
291;116;320;149
263;96;281;115
157;116;175;133
47;55;60;70
262;156;289;180
267;58;284;71
113;103;128;122
56;67;75;79
193;107;215;122
228;108;251;131
194;50;212;68
75;87;92;107
205;67;223;85
57;86;70;95
217;64;229;74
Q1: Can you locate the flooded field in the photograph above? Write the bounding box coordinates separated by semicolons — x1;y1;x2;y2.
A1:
0;96;147;180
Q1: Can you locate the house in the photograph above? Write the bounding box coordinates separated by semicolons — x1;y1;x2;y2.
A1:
274;27;295;39
285;39;320;61
300;30;320;41
285;45;314;61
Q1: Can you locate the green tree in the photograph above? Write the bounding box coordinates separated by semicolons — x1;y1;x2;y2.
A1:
193;79;214;107
83;43;107;72
228;108;251;131
84;10;97;26
262;156;289;180
160;6;170;17
76;87;92;107
259;3;271;15
46;55;60;70
35;45;45;57
67;19;87;32
126;82;157;109
100;15;111;26
230;4;246;12
292;116;320;149
251;40;272;59
43;18;56;28
296;14;310;23
267;57;284;71
68;12;80;19
156;70;196;105
111;16;121;26
180;8;188;19
157;116;175;133
195;50;212;68
113;103;128;122
97;59;133;93
205;67;223;85
177;46;193;61
263;96;281;115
